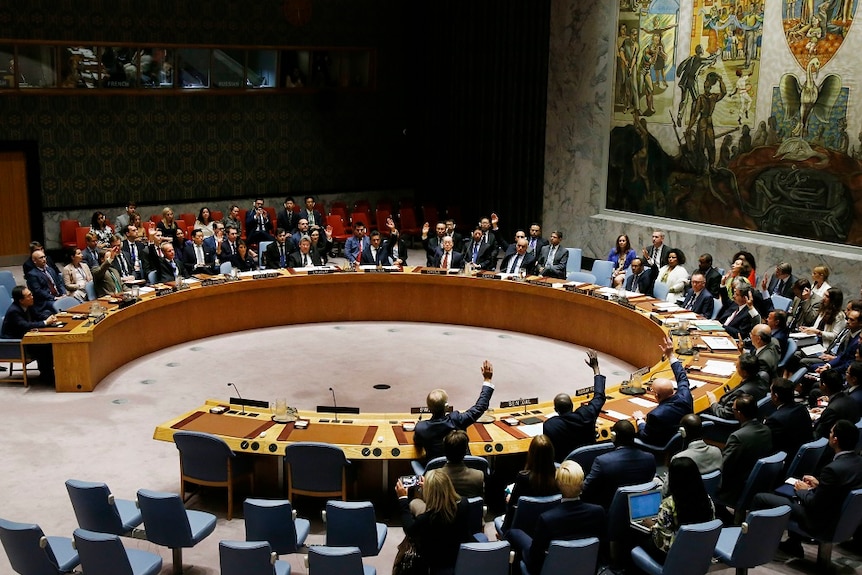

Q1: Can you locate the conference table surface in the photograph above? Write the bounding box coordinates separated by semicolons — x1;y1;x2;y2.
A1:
23;267;743;461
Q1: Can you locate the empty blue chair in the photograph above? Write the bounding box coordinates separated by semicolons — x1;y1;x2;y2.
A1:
0;285;12;319
652;281;670;301
84;281;96;301
714;505;791;575
323;501;386;557
631;519;723;575
454;541;511;575
0;271;16;296
136;488;216;574
784;437;829;481
771;294;792;312
52;297;79;313
590;260;615;287
147;270;157;284
72;528;162;575
777;338;798;371
701;469;721;499
564;443;614;472
220;261;233;275
788;488;862;569
521;537;599;575
0;517;79;575
219;540;291;575
284;442;349;502
65;479;142;536
566;271;597;284
711;298;722;319
717;451;786;524
306;546;376;575
467;496;488;541
244;498;310;555
494;494;561;538
565;248;582;274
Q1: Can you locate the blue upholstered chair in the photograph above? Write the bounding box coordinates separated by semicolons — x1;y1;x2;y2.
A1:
244;498;309;556
219;540;291;575
72;528;162;575
564;442;614;472
136;489;217;574
590;260;615;287
566;271;597;284
52;296;79;313
565;248;582;274
788;488;862;569
630;519;723;575
84;281;97;301
323;501;387;557
0;517;80;575
607;480;659;567
520;537;599;575
701;469;721;499
65;479;142;536
454;541;512;575
651;281;670;301
283;442;349;501
306;546;376;575
714;505;791;575
771;294;792;312
416;455;490;477
494;494;561;538
716;451;786;524
784;437;828;481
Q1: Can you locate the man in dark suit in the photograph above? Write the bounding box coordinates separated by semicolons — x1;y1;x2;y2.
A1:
245;198;275;245
717;283;761;339
753;419;862;557
762;262;796;300
813;368;861;439
642;229;670;284
181;229;217;274
154;241;190;285
360;231;391;266
443;219;463;248
508;460;607;575
788;279;822;331
750;324;781;381
624;258;652;295
121;224;146;280
288;235;323;267
526;223;549;256
277;197;300;233
499;238;536;276
0;286;56;382
462;228;495;271
766;309;790;356
414;361;495;462
766;377;815;472
812;308;862;376
715;394;773;507
845;361;862;412
82;233;101;270
410;430;484;515
633;336;693;446
93;246;125;297
544;349;606;462
680;272;714;317
22;241;59;276
696;253;723;297
264;228;297;269
299;195;324;228
421;221;447;266
431;236;464;270
581;419;656;509
25;250;66;317
706;353;768;419
537;231;569;279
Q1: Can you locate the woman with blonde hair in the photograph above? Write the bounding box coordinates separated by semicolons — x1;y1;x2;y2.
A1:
811;265;831;297
156;206;178;239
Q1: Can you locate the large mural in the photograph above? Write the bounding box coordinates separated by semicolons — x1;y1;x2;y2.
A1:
608;0;862;245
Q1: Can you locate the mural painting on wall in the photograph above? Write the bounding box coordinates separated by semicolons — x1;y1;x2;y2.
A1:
609;0;862;246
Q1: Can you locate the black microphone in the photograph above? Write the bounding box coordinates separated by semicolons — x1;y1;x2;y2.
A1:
227;382;245;415
329;386;339;423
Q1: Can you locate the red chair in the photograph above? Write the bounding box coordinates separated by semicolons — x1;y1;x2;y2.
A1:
60;220;80;249
354;199;371;213
421;205;439;226
327;215;351;256
375;209;392;237
398;207;422;237
398;199;414;210
264;207;277;228
149;214;163;225
75;227;89;250
211;210;224;221
176;220;188;235
330;206;348;222
330;201;348;214
315;200;326;216
445;205;463;227
141;221;155;240
179;213;196;230
350;211;371;230
376;199;393;212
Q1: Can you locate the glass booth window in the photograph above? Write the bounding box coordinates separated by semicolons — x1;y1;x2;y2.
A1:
99;47;136;88
0;46;14;88
246;50;277;88
281;50;309;88
18;45;57;88
59;46;101;88
212;48;244;88
176;48;210;88
139;47;173;88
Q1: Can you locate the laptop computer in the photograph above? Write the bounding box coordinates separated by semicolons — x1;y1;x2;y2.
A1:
628;489;662;533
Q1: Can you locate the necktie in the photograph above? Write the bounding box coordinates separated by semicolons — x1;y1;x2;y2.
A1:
303;253;308;267
529;238;536;251
632;273;640;293
170;260;178;280
509;255;521;274
119;254;129;275
774;279;783;296
279;244;286;267
686;292;696;310
652;246;658;264
472;243;479;263
547;247;556;266
43;268;58;295
371;248;377;264
112;270;123;292
196;246;205;266
829;328;850;354
442;252;449;269
725;306;741;326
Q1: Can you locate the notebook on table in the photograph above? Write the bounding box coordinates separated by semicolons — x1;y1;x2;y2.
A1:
628;489;662;533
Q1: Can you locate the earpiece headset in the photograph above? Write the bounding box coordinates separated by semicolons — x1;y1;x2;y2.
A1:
679;425;686;438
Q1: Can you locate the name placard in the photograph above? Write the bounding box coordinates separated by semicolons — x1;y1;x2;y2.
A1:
410;405;454;414
575;386;595;397
307;268;336;275
155;287;173;297
252;272;280;280
499;397;538;409
420;268;449;275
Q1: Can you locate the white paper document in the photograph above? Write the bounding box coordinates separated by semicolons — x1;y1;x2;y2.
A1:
603;409;630;421
702;336;738;351
701;360;736;377
628;397;659;408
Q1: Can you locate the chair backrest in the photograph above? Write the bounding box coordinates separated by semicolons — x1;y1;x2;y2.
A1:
258;241;273;267
777;339;798;371
375;209;391;233
565;443;614;472
75;227;90;250
308;545;366;575
0;517;70;575
147;270;158;285
652;281;670;301
220;261;233;275
0;271;16;296
566;271;597;284
179;213;196;229
772;294;792;312
565;248;582;273
590;260;615;287
421;205;438;225
424;456;490;476
660;520;723;575
711;298;722;319
856;420;862;452
0;286;11;319
60;219;80;245
831;488;862;542
84;281;97;301
608;480;659;541
136;489;194;547
728;506;791;566
736;451;786;511
173;431;234;483
326;215;348;236
756;395;776;420
325;501;379;556
53;296;80;313
284;442;348;495
72;528;136;575
785;437;828;480
540;537;600;575
509;495;562;535
466;496;486;535
244;498;302;554
65;479;126;535
399;207;420;231
701;469;721;499
454;541;510;575
219;540;278;575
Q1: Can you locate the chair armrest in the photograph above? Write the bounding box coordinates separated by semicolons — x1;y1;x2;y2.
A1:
699;414;738;427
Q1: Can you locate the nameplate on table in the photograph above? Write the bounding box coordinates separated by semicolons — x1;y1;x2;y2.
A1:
499;397;538;409
564;284;587;294
587;291;605;300
420;268;449;275
252;271;280;279
307;268;337;275
90;313;106;325
575;386;595;397
526;279;551;287
410;405;454;414
200;277;227;286
155;287;173;297
363;267;393;274
649;313;664;326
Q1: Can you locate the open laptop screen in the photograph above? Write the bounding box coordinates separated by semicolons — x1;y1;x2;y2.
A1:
627;489;662;522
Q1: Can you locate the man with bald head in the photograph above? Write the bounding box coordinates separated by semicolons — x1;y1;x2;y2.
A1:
749;323;780;380
25;250;66;317
543;350;607;462
499;237;536;276
413;361;496;462
632;336;693;445
431;236;464;270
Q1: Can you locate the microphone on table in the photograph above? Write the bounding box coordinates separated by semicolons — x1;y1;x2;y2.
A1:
227;382;246;415
329;386;339;423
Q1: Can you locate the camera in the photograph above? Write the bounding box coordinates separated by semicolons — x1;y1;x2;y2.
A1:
400;475;420;488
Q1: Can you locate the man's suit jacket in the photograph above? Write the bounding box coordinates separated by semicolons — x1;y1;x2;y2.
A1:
25;267;66;316
717;303;760;338
154;257;190;284
414;385;494;461
82;247;101;271
526;236;549;256
702;266;723;297
111;249;135;278
625;271;652;295
288;249;323;268
277;208;300;233
520;500;607;575
181;243;217;274
360;244;391;266
798;452;862;536
637;360;693;446
245;210;273;236
431;248;464;270
462;241;495;270
814;392;861;439
824;333;862;374
671;440;722;473
121;240;147;279
755;339;781;380
299;208;324;227
385;234;409;265
708;376;769;420
264;239;297;269
537;244;569;279
582;446;657;509
93;258;123;297
645;244;670;283
543;374;606;462
766;403;814;471
0;302;49;339
441;462;484;499
717;420;773;505
789;293;823;329
681;287;715;317
499;250;537;275
422;235;445;266
767;274;797;299
23;254;59;276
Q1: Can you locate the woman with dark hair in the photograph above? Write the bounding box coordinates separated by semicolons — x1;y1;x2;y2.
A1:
609;234;637;287
396;470;475;574
229;240;258;272
733;250;757;285
89;211;114;247
719;257;753;305
62;247;93;301
500;434;560;532
656;248;689;301
309;226;333;265
801;287;845;346
195;206;215;238
644;456;714;564
171;227;191;252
